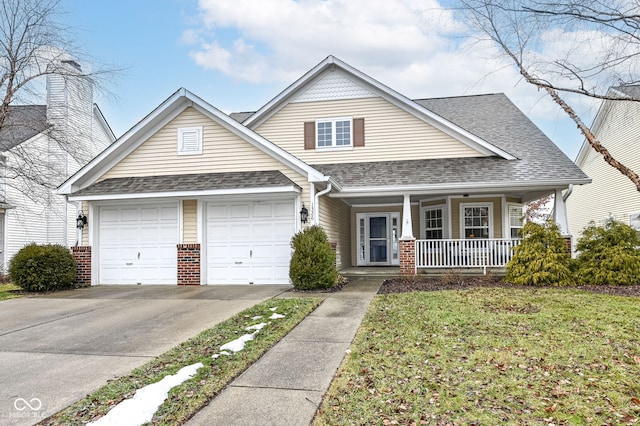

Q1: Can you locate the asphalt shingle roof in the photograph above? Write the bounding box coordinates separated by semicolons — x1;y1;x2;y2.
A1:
313;93;588;188
0;105;49;151
72;170;299;196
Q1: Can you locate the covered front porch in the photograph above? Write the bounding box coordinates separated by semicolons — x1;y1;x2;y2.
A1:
321;187;570;276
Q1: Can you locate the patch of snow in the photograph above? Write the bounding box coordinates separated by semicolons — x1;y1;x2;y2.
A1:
245;322;267;332
251;315;263;320
87;363;203;426
220;332;257;353
269;307;278;312
269;313;285;319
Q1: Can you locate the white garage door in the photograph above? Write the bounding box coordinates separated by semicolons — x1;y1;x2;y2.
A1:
206;199;295;284
99;203;178;285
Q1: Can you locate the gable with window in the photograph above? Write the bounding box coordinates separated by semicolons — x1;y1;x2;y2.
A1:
304;117;364;150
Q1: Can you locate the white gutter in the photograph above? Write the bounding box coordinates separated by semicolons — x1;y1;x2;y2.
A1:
313;183;332;225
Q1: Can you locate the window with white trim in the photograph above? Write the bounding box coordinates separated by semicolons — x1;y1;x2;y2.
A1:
316;117;352;148
508;204;524;238
424;207;444;239
630;212;640;232
177;126;203;155
461;204;492;238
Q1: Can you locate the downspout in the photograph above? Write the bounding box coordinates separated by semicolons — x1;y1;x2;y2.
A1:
563;184;574;202
313;183;332;225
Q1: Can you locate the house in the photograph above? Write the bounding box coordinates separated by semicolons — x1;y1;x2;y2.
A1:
58;56;589;286
0;60;115;270
566;85;640;242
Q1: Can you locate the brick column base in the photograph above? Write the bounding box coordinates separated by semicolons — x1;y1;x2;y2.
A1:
177;244;201;286
399;238;416;276
562;235;573;255
72;246;92;287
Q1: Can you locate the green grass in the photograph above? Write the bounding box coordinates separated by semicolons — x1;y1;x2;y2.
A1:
41;297;321;426
0;283;22;300
315;287;640;425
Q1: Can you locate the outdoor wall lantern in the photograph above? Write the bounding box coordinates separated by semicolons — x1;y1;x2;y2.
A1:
76;211;88;230
300;204;309;224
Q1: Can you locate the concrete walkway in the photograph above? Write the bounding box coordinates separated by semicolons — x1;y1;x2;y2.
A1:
187;277;382;426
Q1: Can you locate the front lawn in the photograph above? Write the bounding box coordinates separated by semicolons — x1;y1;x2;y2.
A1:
0;283;22;300
315;287;640;425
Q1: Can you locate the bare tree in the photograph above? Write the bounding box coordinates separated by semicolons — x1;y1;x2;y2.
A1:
458;0;640;191
0;0;117;206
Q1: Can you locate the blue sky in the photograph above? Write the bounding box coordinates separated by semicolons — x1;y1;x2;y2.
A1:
58;0;598;159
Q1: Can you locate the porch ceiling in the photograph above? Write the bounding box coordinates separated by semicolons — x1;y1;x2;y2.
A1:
330;186;561;206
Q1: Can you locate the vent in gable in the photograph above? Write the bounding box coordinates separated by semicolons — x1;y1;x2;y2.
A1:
178;126;203;155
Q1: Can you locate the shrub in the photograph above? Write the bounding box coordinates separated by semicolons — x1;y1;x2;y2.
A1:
506;221;574;286
575;219;640;285
9;243;76;292
289;225;338;290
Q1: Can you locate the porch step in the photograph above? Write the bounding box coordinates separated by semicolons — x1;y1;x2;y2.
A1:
340;267;507;280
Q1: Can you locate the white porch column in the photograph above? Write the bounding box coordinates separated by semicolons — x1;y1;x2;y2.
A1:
401;194;414;239
554;189;569;234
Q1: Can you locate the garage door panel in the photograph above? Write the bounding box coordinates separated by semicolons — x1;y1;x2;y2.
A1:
229;223;251;239
230;204;250;219
253;203;272;217
206;199;294;285
274;202;293;217
99;203;178;285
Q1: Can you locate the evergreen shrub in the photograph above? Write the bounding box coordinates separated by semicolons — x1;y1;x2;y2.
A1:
9;243;76;292
506;221;574;286
575;219;640;285
289;225;338;290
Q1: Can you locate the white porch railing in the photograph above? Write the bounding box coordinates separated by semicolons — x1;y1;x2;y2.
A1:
416;238;521;271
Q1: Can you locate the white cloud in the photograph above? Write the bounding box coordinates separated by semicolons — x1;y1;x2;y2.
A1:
184;0;608;157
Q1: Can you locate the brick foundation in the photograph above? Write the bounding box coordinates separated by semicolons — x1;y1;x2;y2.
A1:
177;244;201;286
399;238;416;276
72;246;92;287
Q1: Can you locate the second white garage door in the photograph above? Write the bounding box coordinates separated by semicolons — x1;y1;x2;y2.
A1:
206;199;295;284
98;203;178;285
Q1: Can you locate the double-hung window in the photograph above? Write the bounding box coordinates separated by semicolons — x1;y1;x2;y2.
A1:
461;204;492;238
508;204;524;238
630;212;640;232
424;207;444;239
316;117;352;149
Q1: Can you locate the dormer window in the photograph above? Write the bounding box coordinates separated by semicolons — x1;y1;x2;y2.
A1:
317;117;352;149
177;126;203;155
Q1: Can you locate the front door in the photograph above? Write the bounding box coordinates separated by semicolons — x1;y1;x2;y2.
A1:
356;213;400;266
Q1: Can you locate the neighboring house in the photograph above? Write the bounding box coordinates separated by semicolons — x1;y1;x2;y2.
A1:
567;85;640;243
0;60;115;270
58;56;589;286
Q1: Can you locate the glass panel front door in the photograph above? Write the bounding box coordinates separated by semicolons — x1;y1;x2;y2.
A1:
355;212;400;266
369;216;388;263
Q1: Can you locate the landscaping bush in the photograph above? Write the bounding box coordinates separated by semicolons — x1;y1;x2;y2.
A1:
575;218;640;285
506;221;574;286
289;225;338;290
9;243;76;292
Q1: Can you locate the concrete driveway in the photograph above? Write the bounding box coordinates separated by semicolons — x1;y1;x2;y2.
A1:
0;285;290;425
